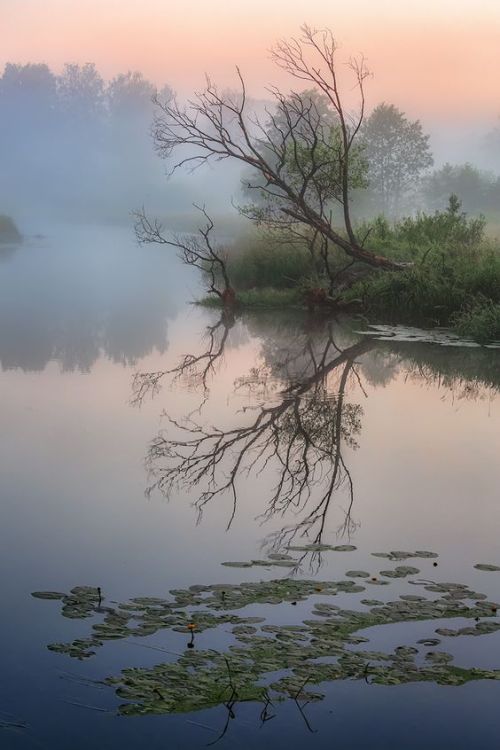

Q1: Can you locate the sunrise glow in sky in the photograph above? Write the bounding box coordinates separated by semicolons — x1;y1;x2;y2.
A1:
1;0;499;120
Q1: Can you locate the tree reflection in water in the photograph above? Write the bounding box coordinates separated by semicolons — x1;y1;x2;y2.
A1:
133;312;500;568
134;314;372;563
132;308;235;406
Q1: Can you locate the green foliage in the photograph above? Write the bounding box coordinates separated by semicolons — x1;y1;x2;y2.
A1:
357;196;486;261
200;287;302;309
343;200;500;335
205;200;500;342
346;250;500;330
452;299;500;343
282;123;368;201
226;230;316;290
0;215;21;243
236;288;303;307
242;88;368;223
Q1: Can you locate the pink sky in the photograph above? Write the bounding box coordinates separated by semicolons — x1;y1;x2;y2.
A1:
1;0;499;120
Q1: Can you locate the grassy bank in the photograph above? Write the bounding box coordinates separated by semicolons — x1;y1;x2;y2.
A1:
200;287;303;309
202;198;500;342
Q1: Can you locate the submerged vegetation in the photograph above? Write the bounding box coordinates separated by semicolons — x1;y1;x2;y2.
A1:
33;553;500;720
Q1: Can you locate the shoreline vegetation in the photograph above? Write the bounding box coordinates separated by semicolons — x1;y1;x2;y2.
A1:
196;197;500;344
131;24;500;345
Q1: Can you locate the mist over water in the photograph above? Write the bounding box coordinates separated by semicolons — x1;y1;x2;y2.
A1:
1;13;500;749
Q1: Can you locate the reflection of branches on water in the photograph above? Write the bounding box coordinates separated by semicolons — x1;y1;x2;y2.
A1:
146;336;371;543
132;310;235;405
361;342;500;404
403;361;499;405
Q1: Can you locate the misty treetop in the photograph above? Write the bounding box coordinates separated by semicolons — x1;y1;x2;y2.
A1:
0;62;174;221
424;163;500;216
359;103;434;217
1;54;499;227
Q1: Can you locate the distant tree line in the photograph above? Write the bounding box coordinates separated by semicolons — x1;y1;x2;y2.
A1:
0;62;175;222
357;104;500;219
1;59;499;226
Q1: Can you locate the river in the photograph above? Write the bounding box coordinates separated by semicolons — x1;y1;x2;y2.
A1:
1;226;500;748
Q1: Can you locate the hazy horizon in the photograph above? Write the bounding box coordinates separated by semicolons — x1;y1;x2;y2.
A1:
1;0;500;226
1;0;499;122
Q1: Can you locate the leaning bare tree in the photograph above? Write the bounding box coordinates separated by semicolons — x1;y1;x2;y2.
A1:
144;24;406;281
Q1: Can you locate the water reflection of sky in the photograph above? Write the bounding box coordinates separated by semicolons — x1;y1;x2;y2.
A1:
1;228;500;748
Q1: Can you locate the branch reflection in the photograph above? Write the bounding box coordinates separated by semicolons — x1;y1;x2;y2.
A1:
140;314;372;560
136;312;500;570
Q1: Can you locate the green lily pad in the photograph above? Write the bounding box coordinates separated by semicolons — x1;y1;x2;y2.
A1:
345;570;370;578
33;564;500;717
380;566;420;578
31;591;66;600
417;638;441;646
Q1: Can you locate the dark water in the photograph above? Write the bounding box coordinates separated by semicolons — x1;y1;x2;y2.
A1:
1;227;500;748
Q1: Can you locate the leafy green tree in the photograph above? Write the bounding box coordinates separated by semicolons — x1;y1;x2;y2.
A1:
244;89;368;216
361;103;433;216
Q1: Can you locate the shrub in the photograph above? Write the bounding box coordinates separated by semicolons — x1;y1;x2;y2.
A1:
345;247;500;327
356;195;486;262
452;298;500;343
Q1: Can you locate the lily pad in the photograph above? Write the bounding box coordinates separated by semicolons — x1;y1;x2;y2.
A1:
345;570;370;578
380;566;420;579
31;591;66;600
33;566;500;717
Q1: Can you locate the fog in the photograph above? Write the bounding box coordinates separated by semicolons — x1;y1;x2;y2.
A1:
0;61;499;232
0;62;246;232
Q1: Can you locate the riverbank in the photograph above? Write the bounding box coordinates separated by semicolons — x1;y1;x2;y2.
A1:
199;201;500;343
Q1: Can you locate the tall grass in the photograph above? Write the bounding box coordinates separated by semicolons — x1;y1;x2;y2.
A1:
452;299;500;343
345;250;500;327
226;229;315;290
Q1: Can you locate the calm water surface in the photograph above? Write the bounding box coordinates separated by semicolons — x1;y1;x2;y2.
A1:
1;227;500;748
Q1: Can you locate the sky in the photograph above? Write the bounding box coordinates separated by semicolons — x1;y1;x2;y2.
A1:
1;0;499;122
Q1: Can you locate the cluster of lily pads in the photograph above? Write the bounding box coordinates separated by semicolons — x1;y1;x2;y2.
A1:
32;551;500;717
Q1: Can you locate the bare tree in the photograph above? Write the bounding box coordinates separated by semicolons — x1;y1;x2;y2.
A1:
149;25;407;274
134;204;236;305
